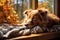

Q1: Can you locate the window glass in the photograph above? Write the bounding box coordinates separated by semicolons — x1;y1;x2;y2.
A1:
13;0;54;20
38;0;54;13
14;0;30;20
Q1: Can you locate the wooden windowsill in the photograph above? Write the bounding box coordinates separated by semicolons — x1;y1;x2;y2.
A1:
7;32;60;40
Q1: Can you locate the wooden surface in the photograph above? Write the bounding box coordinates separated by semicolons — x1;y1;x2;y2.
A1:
6;32;60;40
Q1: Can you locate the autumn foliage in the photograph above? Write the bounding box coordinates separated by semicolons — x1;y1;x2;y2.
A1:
38;2;47;8
0;0;20;25
38;1;53;13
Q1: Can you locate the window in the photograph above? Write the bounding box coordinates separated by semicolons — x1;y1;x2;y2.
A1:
13;0;55;20
13;0;30;20
38;0;54;13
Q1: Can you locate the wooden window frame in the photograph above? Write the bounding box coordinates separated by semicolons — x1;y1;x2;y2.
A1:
14;0;58;17
54;0;58;15
57;0;60;18
30;0;38;9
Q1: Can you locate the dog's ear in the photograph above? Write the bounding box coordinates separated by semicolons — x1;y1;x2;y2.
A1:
23;10;28;16
24;10;28;14
23;9;32;16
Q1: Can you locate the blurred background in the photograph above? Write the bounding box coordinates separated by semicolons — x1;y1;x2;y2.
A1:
11;0;54;20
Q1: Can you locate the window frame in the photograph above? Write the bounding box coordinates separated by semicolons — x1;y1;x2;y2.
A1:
57;0;60;18
54;0;58;15
30;0;38;9
14;0;58;16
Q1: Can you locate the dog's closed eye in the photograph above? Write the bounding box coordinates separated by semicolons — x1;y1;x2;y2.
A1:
45;11;48;14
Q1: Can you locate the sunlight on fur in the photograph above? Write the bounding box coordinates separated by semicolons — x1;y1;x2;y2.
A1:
19;8;60;29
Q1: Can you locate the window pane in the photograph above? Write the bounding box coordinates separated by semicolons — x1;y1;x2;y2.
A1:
14;0;30;20
38;0;54;13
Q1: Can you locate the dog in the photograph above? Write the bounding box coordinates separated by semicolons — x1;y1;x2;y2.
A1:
22;8;60;31
20;8;60;32
37;8;60;27
23;9;49;27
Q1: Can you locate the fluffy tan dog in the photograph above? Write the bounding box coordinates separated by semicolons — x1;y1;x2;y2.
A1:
21;8;60;29
38;8;60;28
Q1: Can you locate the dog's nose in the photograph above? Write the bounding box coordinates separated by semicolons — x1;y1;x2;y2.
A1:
25;24;30;29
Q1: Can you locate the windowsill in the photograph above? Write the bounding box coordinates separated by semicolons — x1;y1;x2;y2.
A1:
7;31;60;40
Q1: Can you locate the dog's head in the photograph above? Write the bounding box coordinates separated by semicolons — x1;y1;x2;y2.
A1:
23;8;49;28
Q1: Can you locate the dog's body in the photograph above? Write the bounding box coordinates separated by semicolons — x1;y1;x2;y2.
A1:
21;8;60;30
